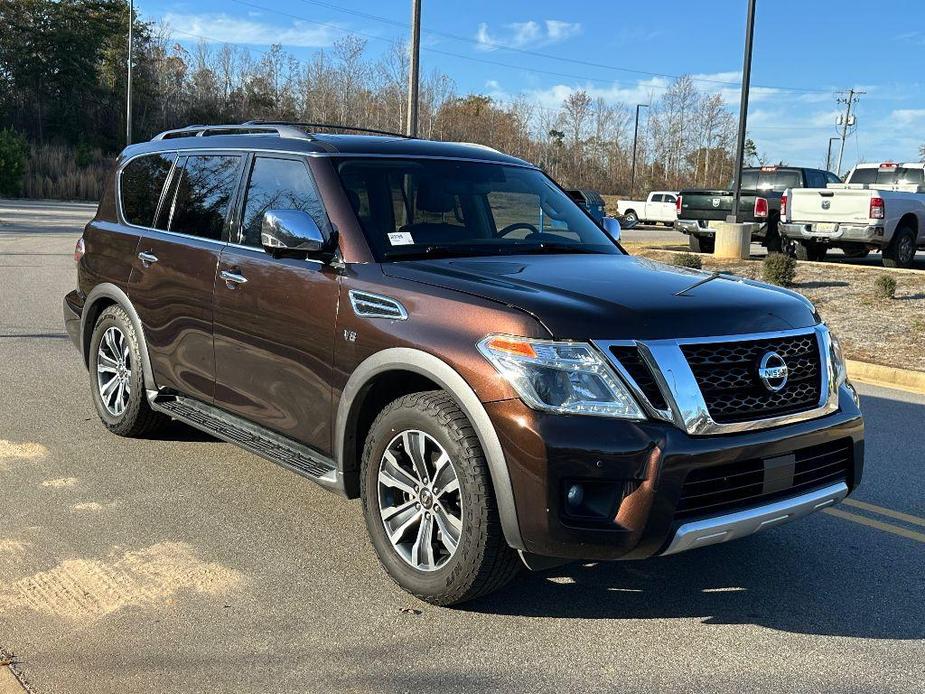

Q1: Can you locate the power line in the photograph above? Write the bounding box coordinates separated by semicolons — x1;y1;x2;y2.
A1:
225;0;832;95
291;0;831;94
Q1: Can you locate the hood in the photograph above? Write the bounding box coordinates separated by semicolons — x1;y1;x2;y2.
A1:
382;254;817;341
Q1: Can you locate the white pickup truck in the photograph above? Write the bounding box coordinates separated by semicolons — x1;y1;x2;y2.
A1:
780;162;925;267
617;191;678;228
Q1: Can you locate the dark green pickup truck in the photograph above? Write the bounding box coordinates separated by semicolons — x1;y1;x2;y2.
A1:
676;166;842;253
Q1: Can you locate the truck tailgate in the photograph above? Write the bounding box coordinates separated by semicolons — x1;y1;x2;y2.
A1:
789;188;872;224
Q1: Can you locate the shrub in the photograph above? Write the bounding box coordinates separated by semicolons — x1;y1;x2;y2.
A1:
0;128;28;196
22;143;111;201
874;274;897;300
671;252;703;270
762;253;797;286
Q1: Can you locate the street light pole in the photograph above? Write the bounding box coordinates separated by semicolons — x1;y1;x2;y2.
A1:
126;0;133;146
826;137;840;172
729;0;757;224
405;0;421;137
630;103;648;197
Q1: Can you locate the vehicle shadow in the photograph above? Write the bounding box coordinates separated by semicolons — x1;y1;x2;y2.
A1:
141;419;220;443
464;529;923;640
792;280;850;289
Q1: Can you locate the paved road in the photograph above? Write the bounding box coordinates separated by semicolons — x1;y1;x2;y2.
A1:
1;200;924;693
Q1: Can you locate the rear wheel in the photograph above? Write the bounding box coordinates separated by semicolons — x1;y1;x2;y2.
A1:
883;226;916;268
841;245;870;259
689;234;714;253
796;241;827;262
88;305;168;437
361;391;520;606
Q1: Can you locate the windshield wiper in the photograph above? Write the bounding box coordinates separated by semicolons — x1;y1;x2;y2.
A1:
506;243;607;256
674;271;740;296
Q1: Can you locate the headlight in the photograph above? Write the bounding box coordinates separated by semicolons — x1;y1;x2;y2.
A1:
477;335;645;419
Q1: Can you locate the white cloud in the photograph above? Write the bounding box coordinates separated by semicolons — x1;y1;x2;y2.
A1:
163;12;342;48
475;19;581;51
890;108;925;126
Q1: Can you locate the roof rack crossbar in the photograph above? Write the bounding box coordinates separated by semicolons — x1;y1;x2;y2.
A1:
151;124;314;141
243;120;412;139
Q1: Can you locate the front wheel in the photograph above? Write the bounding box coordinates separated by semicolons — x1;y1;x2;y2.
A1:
361;391;520;606
622;211;638;227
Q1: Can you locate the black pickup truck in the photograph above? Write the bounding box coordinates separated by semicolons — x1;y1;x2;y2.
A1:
676;166;842;253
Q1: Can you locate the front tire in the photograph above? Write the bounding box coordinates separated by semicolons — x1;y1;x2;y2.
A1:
88;305;168;437
622;211;638;228
361;391;520;606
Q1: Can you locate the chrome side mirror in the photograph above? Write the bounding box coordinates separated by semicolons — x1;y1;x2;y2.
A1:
261;209;325;255
602;216;622;243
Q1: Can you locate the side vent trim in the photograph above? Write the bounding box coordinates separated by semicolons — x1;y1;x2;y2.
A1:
348;290;408;320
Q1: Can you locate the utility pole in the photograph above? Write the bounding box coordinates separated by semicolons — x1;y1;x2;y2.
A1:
835;89;863;176
405;0;421;137
826;136;840;172
126;0;133;145
630;103;648;196
728;0;757;224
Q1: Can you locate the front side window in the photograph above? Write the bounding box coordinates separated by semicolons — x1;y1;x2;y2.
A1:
120;153;175;227
240;157;325;247
335;158;618;261
168;154;241;240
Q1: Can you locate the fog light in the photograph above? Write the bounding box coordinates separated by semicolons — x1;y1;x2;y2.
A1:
566;484;584;507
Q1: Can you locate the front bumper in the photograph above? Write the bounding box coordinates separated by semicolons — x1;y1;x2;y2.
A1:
780;221;885;245
485;384;863;561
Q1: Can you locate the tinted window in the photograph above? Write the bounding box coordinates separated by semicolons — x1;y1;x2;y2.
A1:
826;172;842;184
120;153;175;226
806;170;825;188
240;157;324;247
336;158;617;261
848;167;925;185
651;194;663;203
663;194;676;203
737;169;801;192
169;155;241;240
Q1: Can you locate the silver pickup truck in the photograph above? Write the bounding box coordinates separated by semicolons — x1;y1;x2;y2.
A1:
780;162;925;267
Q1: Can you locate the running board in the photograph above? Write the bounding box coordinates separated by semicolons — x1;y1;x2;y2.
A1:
151;394;342;493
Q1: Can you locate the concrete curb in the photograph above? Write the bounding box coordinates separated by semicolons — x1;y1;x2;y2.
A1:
846;359;925;395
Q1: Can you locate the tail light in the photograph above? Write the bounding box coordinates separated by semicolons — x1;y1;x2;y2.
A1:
676;195;682;214
780;193;788;222
870;197;885;220
74;236;85;263
754;197;768;218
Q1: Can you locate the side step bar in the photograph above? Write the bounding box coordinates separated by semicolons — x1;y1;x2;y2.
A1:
150;394;343;494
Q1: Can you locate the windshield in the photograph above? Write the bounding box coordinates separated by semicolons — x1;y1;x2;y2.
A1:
848;167;925;185
736;169;803;192
334;158;619;261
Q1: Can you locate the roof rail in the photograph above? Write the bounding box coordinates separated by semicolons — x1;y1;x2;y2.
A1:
151;124;313;141
243;120;413;139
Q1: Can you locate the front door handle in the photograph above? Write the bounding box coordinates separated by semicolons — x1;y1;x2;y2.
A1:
137;251;158;267
220;269;248;287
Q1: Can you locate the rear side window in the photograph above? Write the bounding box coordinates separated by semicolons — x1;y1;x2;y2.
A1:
168;155;241;240
825;172;842;184
240;157;327;247
120;153;175;227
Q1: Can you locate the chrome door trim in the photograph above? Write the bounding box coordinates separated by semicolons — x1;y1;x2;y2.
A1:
594;325;838;436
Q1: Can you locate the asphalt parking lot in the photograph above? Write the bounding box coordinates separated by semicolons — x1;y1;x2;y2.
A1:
1;200;923;693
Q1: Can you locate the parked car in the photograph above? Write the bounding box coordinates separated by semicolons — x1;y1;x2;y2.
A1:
565;188;606;224
780;161;925;267
677;166;841;253
616;191;678;228
63;122;864;606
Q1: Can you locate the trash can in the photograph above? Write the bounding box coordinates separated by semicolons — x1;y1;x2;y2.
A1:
565;189;606;225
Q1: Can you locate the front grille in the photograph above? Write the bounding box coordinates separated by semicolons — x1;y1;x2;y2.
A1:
675;438;852;520
608;346;669;411
681;333;822;423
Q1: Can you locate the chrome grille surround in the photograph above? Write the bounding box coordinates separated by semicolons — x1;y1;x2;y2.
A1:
594;325;839;436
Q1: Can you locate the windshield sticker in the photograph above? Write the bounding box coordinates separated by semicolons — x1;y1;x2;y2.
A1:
388;231;415;246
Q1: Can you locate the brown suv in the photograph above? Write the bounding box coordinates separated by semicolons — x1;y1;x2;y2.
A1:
64;123;864;605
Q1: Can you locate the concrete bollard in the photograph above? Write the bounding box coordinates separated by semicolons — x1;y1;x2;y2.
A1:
713;222;754;259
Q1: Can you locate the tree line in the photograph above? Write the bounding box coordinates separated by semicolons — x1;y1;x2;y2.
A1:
2;0;753;200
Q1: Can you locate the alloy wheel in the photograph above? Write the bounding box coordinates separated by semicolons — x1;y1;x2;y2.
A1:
377;429;463;572
96;326;132;416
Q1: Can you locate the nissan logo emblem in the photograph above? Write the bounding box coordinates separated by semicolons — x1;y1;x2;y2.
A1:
757;351;789;392
821;199;831;210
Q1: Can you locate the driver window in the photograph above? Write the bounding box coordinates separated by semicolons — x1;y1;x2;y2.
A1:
240;157;320;247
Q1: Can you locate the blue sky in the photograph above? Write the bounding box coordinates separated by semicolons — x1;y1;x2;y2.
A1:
143;0;925;169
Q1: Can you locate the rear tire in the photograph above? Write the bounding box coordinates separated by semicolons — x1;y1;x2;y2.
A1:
689;234;714;253
882;226;916;268
360;391;520;606
796;241;827;262
841;245;870;259
88;305;168;437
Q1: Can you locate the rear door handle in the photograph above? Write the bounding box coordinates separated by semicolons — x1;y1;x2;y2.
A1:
137;251;158;266
220;269;248;287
